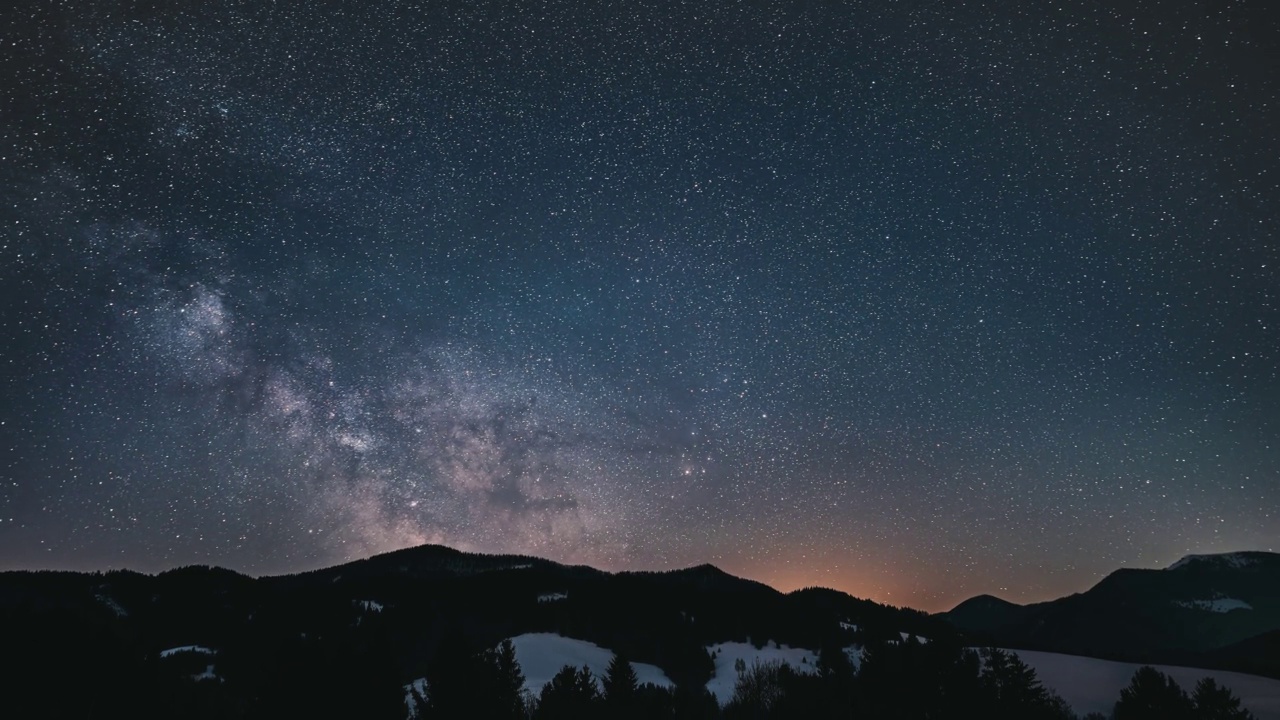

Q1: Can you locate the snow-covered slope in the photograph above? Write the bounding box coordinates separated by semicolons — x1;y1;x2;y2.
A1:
704;641;819;704
1174;598;1253;613
1006;648;1280;720
1169;552;1261;571
506;633;673;697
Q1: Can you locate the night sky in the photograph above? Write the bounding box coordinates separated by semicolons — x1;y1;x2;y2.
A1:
2;0;1277;612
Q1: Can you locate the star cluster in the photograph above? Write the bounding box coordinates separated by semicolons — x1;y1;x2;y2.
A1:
2;0;1277;610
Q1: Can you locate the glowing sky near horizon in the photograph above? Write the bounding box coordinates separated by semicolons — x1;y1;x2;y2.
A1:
2;0;1277;612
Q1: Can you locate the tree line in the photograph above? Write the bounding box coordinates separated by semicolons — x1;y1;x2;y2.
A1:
1;577;1260;719
408;635;1258;720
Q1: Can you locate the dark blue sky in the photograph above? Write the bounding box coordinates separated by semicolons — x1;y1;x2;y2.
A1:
2;0;1276;610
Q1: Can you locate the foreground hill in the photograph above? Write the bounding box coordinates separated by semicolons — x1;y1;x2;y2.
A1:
943;551;1280;678
5;545;1277;718
0;544;947;716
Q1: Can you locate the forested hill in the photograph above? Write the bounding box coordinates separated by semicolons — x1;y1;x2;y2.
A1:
3;545;1272;719
943;551;1280;680
1;543;943;717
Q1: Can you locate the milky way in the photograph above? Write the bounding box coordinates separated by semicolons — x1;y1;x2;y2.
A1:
2;0;1277;610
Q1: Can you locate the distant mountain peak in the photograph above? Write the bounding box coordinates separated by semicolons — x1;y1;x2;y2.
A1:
946;593;1023;614
1167;551;1272;571
944;549;1280;679
969;593;1020;606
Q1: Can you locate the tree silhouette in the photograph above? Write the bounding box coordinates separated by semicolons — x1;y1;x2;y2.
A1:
423;631;479;719
426;634;527;720
1191;677;1256;720
979;647;1073;720
723;660;790;720
817;640;853;680
603;652;641;718
1114;666;1195;720
671;684;721;720
535;665;600;720
484;639;529;720
632;682;682;719
814;640;856;717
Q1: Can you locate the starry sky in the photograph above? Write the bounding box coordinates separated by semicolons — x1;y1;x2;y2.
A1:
2;0;1277;612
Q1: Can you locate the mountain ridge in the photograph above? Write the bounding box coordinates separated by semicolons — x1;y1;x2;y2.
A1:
5;545;1277;681
942;551;1280;679
4;544;1279;720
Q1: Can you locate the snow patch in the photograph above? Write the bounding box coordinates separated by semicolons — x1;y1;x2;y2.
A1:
404;677;428;718
839;621;858;631
899;632;930;643
844;645;863;673
1002;649;1280;720
159;645;216;658
705;641;818;704
537;592;568;603
507;633;674;697
356;599;385;612
1174;598;1252;613
192;664;220;682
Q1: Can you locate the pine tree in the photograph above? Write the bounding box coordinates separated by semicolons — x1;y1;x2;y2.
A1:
486;639;529;720
603;652;640;713
633;683;680;719
978;647;1081;720
815;640;856;718
426;634;528;720
672;684;721;720
981;648;1045;716
1191;677;1255;720
816;640;855;681
1114;666;1195;720
424;631;481;720
536;665;600;720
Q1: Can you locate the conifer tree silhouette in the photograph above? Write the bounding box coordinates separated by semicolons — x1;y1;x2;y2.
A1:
535;665;600;720
1191;677;1256;720
603;651;641;719
1114;666;1195;720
